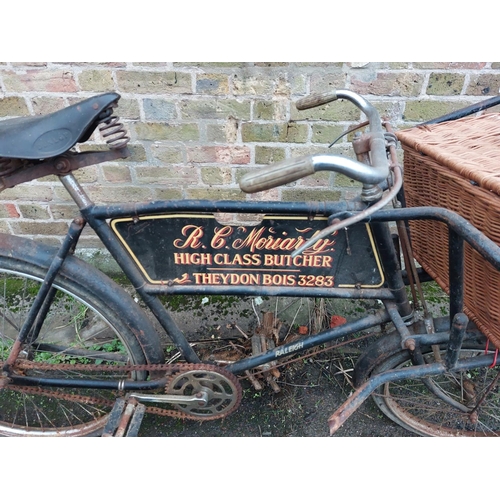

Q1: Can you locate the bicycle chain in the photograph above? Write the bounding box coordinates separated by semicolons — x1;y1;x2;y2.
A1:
7;360;243;422
5;335;365;424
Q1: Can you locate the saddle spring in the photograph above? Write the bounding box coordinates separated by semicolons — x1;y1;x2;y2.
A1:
97;103;130;150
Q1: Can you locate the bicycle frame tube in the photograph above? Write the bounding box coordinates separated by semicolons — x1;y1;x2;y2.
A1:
80;196;399;301
15;174;499;387
55;173;403;365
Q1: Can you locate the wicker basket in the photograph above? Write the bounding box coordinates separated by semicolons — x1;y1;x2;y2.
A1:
396;113;500;348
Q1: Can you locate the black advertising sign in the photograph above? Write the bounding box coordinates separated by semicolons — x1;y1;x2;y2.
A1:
111;214;384;291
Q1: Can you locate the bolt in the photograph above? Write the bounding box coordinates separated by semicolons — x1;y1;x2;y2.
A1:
404;338;416;351
196;392;206;406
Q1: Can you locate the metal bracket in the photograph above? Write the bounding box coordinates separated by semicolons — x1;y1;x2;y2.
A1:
0;148;129;191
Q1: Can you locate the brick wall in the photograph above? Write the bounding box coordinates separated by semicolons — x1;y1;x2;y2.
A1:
0;61;499;253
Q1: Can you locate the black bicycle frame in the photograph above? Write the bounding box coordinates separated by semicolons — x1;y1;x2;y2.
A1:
79;195;402;365
9;168;500;392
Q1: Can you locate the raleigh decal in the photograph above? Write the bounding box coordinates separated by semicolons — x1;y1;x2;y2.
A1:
275;341;304;358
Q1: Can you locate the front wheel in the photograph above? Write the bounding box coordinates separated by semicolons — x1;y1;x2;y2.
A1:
366;341;500;436
0;235;164;436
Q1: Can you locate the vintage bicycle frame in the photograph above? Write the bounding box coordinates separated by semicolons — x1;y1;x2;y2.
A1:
12;168;497;384
6;92;500;426
63;176;403;368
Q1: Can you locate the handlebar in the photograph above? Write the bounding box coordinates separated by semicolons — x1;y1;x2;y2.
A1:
239;90;389;194
296;90;382;133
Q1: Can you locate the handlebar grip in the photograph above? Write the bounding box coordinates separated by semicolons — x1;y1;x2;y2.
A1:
240;156;315;193
295;92;338;110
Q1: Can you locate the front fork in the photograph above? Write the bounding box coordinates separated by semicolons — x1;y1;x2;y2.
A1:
1;217;86;373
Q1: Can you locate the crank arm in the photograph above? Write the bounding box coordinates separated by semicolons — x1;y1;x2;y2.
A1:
127;391;209;406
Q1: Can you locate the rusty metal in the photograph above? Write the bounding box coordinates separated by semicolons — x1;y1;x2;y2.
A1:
242;330;380;383
0;374;9;389
105;398;145;437
469;363;500;418
227;308;391;374
4;90;500;436
328;120;370;148
352;133;372;156
248;312;281;392
0;149;129;191
7;360;243;423
289;165;403;258
164;366;242;418
0;157;24;176
97;103;130;149
370;207;500;271
245;370;263;391
384;302;416;351
445;313;469;369
328;350;500;435
2;218;86;374
102;398;129;437
2;340;24;373
0;231;165;366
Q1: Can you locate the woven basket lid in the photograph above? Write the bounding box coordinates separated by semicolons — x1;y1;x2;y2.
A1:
396;113;500;196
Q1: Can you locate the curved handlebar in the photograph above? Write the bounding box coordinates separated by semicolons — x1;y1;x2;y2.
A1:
239;90;388;194
239;153;388;193
295;92;339;110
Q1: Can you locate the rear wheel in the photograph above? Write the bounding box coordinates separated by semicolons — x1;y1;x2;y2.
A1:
0;243;162;436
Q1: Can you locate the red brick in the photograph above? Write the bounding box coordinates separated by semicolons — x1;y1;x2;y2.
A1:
3;69;78;92
5;203;20;218
215;147;250;164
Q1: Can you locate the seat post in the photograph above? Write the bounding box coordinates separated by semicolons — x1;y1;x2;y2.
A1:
59;173;93;210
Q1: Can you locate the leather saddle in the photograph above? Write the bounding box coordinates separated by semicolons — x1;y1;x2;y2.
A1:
0;93;120;160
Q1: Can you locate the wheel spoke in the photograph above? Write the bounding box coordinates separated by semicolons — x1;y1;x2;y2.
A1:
0;261;147;436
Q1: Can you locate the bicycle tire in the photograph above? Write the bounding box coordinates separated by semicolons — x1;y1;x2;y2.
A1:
354;332;500;436
0;233;164;436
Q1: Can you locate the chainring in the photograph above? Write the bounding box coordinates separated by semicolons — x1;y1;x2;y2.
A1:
165;364;242;419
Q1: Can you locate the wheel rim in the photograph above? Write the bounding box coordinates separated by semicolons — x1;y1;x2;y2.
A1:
0;268;142;436
374;347;500;436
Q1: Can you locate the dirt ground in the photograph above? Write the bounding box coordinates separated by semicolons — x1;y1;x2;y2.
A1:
137;334;415;438
112;282;455;438
124;291;436;438
138;377;415;438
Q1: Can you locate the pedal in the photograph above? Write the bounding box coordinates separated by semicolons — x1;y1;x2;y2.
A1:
102;397;146;437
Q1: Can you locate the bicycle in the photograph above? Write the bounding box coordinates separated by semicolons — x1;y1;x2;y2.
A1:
1;88;500;436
